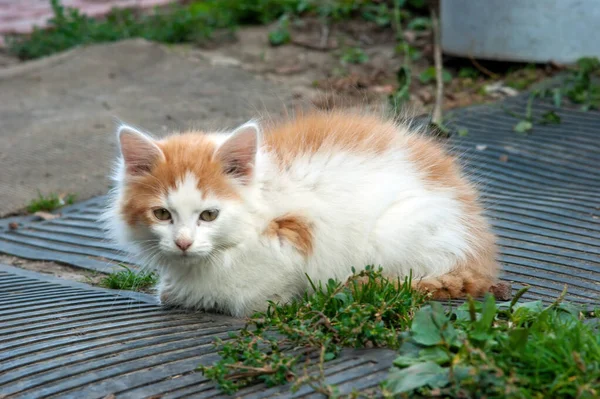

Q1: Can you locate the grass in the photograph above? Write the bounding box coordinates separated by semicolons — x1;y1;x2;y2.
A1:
26;191;76;213
199;266;425;395
499;56;599;135
385;289;600;398
340;47;369;65
7;0;428;60
199;268;599;397
543;56;600;111
99;264;158;292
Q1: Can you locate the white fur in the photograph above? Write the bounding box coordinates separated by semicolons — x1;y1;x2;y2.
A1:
104;121;474;317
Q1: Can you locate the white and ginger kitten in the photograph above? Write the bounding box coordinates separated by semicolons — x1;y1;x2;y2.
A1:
105;111;500;317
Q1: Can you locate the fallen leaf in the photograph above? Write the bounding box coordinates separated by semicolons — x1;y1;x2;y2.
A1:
370;85;395;94
8;222;18;230
484;81;519;97
417;88;433;103
34;211;61;221
514;120;533;134
499;154;509;162
490;281;512;301
457;128;469;137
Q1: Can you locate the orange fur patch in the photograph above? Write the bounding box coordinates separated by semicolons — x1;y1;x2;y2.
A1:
121;132;240;226
263;112;397;167
404;134;499;298
265;214;314;257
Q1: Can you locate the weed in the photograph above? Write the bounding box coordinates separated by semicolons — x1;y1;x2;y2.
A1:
506;90;562;134
7;0;429;60
457;127;469;137
552;56;600;110
506;66;541;91
199;266;425;394
361;2;393;27
268;14;291;46
26;191;76;213
419;66;452;84
388;0;413;113
384;289;600;398
340;47;369;65
458;67;480;79
504;91;538;134
99;264;158;292
406;16;430;31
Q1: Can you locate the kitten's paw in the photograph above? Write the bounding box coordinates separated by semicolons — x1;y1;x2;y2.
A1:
158;289;176;308
412;270;506;300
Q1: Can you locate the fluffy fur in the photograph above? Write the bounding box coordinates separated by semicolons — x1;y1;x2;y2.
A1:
104;111;499;317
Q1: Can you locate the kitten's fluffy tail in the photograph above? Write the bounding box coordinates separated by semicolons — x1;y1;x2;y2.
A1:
412;267;510;301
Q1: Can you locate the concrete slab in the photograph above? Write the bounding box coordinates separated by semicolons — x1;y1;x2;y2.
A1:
0;39;291;216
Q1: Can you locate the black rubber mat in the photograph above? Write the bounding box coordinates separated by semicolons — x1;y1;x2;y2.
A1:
0;264;398;398
447;96;599;305
1;93;598;305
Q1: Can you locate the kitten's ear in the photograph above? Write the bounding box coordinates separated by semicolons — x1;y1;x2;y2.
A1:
215;122;259;183
117;125;164;176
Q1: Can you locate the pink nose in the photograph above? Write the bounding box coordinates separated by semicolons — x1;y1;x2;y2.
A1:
175;239;192;251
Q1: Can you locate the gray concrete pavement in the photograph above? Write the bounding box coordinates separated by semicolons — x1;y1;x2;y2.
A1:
0;39;290;216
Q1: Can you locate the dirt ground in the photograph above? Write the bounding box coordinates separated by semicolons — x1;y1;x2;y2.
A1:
0;254;106;284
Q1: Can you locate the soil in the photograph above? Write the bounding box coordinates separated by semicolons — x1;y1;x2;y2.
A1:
0;254;106;285
0;17;559;121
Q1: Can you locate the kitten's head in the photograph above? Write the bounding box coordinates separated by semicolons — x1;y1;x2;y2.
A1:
110;122;259;263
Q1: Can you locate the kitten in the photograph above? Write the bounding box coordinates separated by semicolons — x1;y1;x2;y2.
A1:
105;111;499;317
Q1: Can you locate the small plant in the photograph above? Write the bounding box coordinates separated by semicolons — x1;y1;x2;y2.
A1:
268;14;291;46
458;67;480;79
505;64;541;91
555;56;600;110
505;91;562;134
99;264;158;292
199;266;425;394
26;191;76;213
457;127;469;137
406;16;430;31
361;2;392;27
384;289;600;398
7;0;431;60
340;47;369;65
419;66;452;84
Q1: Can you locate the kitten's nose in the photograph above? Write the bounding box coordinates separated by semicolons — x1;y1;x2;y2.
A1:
175;239;193;251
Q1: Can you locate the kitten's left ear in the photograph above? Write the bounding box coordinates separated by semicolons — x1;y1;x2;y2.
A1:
215;122;259;183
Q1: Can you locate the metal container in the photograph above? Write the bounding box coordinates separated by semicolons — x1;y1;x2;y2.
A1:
440;0;600;64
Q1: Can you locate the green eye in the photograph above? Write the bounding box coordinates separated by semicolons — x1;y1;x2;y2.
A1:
199;209;219;222
153;208;171;221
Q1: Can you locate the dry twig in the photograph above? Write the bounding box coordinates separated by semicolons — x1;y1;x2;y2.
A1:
429;2;443;124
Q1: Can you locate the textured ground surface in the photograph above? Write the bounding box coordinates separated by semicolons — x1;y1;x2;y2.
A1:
0;39;292;216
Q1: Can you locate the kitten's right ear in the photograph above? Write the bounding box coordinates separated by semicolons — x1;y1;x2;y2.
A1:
117;125;164;176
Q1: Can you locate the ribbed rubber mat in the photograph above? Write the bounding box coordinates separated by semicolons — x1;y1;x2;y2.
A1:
0;94;598;305
447;96;599;305
0;264;397;399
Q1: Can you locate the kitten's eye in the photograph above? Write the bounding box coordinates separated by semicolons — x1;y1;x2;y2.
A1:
199;209;219;222
153;208;172;221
